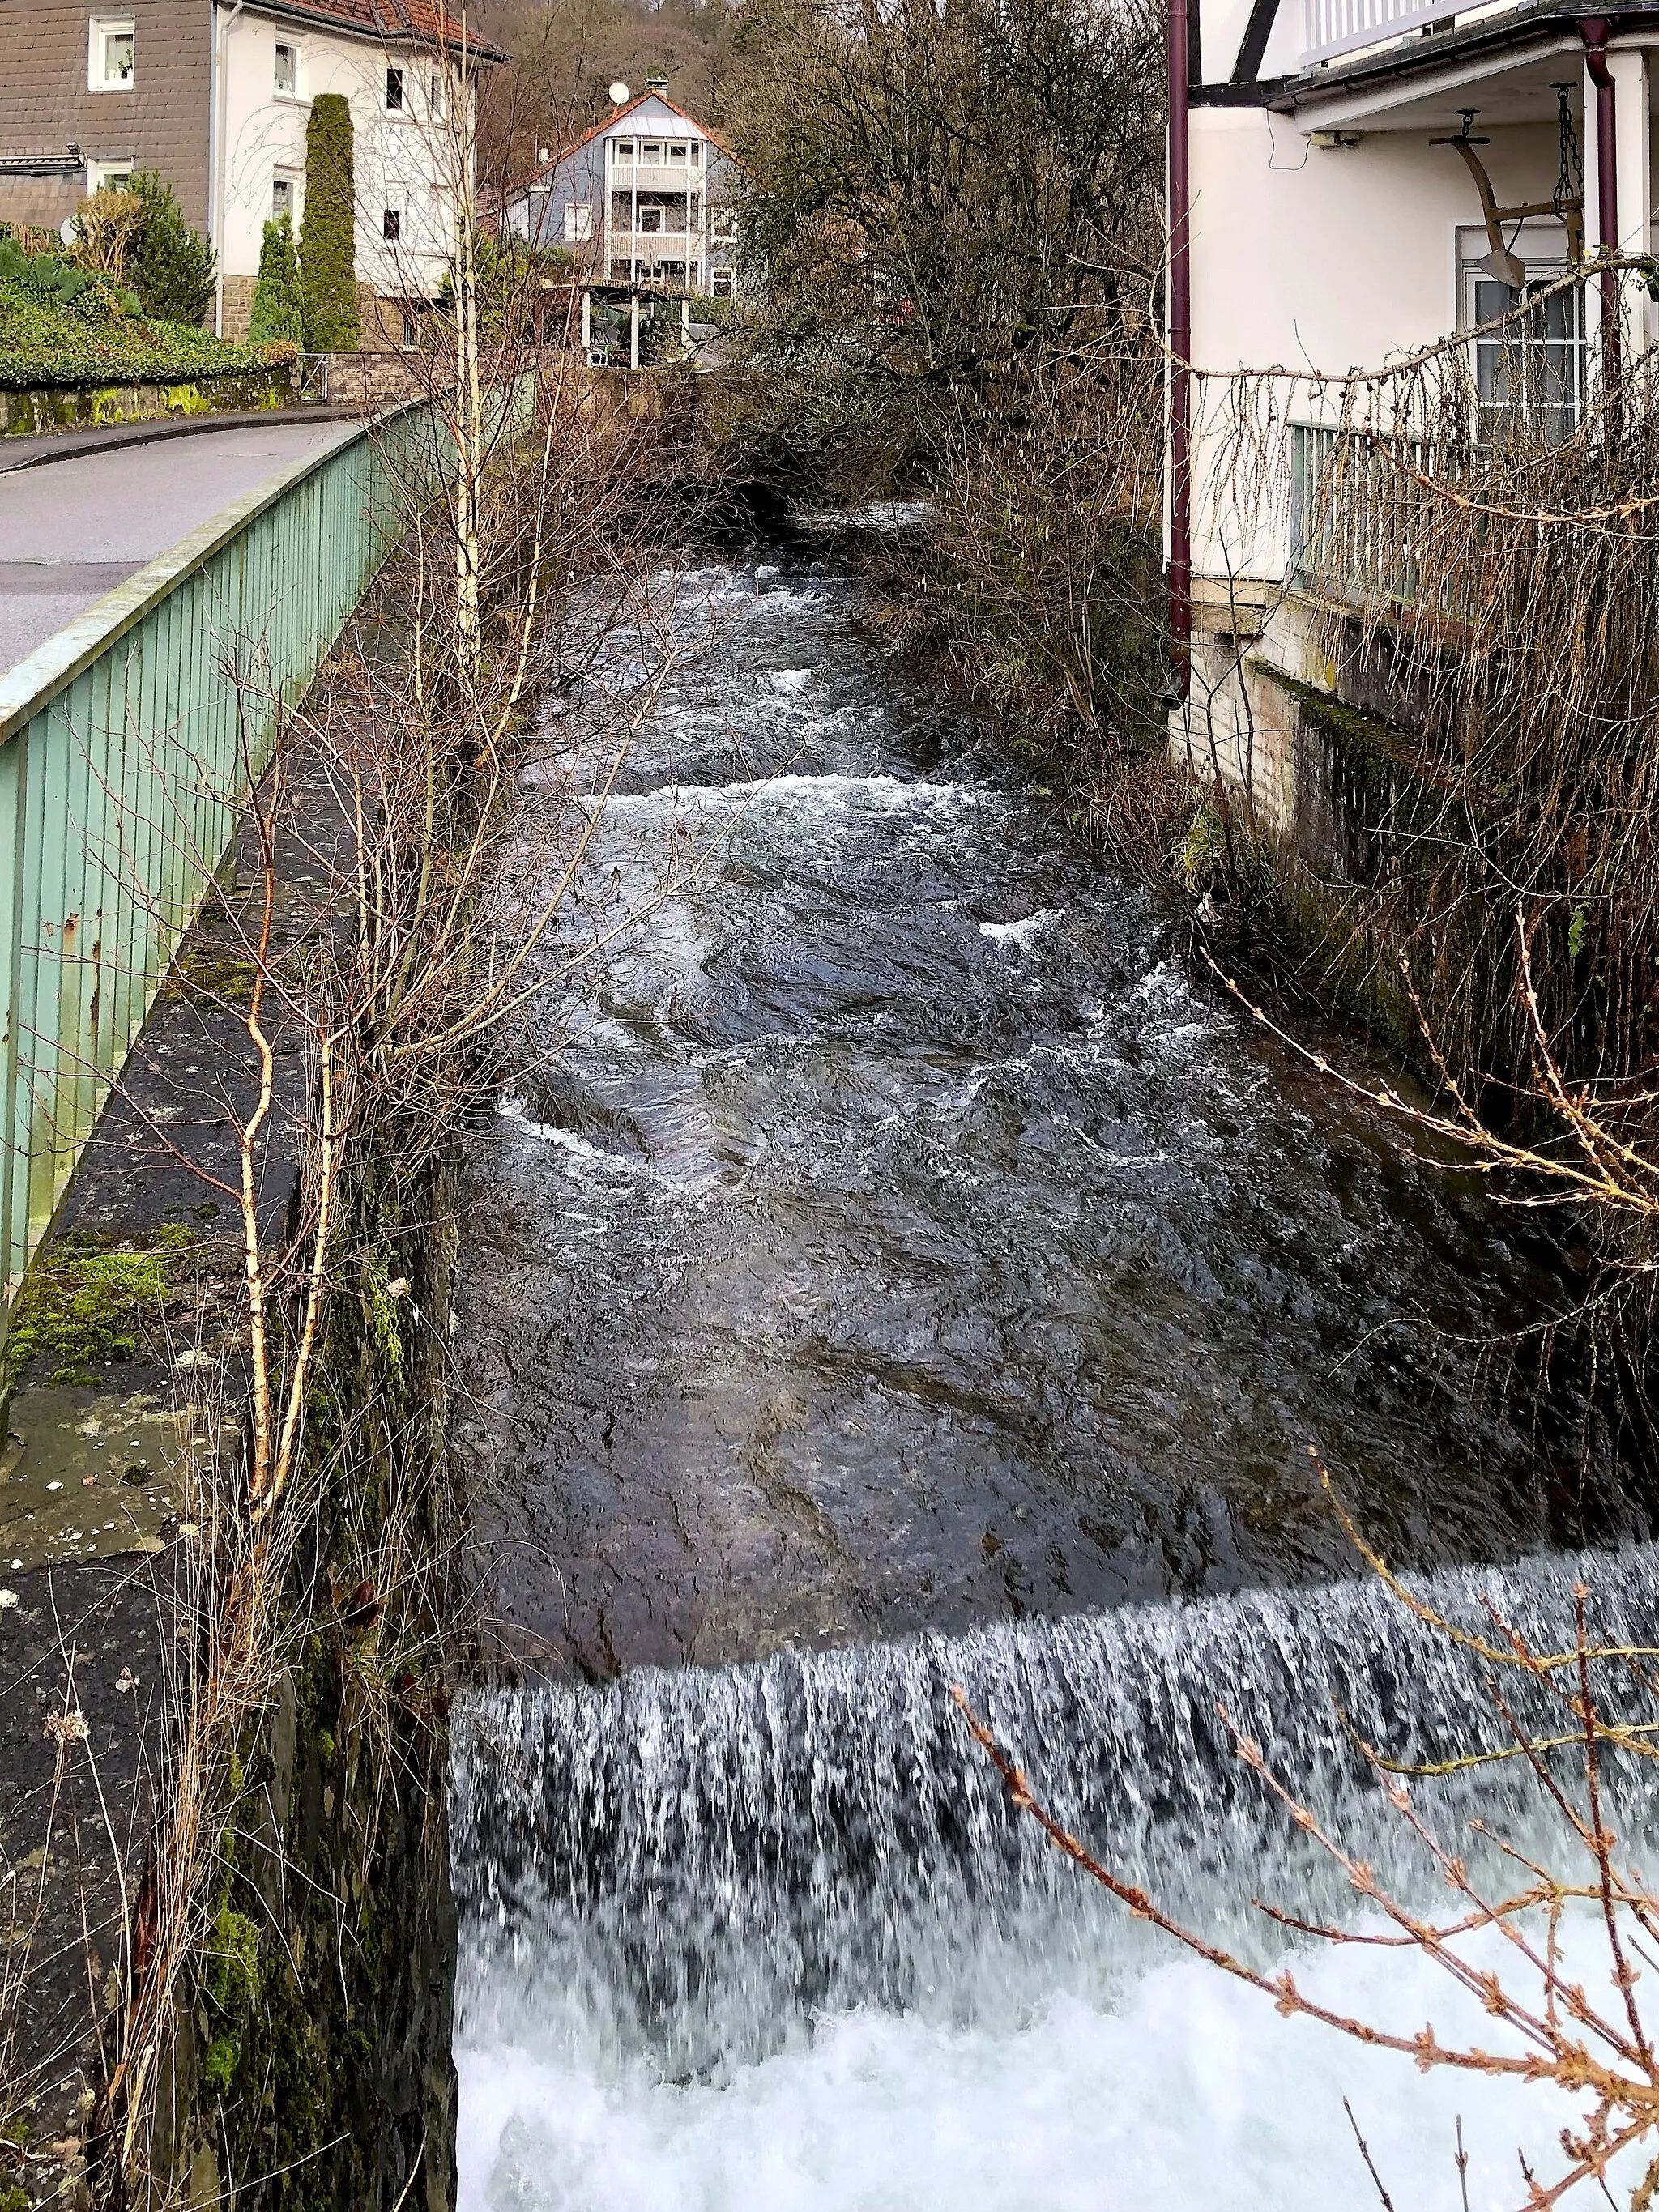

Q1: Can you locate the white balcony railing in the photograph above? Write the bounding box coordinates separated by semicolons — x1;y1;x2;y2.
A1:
1303;0;1451;66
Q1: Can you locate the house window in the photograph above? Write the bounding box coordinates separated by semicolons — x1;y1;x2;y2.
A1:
564;202;593;243
711;267;733;299
689;140;703;168
711;209;736;245
274;40;298;95
386;66;405;111
271;172;297;221
86;157;134;192
88;17;135;89
638;206;660;233
641;141;662;162
429;72;443;115
1459;225;1584;441
668;142;687;163
400;308;418;349
382;207;402;241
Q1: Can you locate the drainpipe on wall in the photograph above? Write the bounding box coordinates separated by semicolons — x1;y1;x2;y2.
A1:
1166;0;1192;703
1580;15;1620;394
211;0;247;338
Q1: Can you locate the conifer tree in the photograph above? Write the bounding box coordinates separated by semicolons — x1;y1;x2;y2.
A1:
249;211;304;346
299;93;360;350
127;169;215;324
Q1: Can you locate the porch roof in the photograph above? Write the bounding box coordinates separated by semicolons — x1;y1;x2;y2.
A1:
1271;0;1659;129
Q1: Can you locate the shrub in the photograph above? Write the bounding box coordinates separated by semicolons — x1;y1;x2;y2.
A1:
73;187;146;278
0;270;294;389
126;169;215;324
249;211;304;346
300;93;360;349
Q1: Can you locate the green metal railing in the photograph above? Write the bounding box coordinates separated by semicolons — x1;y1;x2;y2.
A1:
0;396;473;1311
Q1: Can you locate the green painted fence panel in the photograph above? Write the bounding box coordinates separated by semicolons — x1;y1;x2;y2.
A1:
0;390;495;1315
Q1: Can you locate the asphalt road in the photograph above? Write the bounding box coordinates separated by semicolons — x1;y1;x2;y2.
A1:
0;419;358;678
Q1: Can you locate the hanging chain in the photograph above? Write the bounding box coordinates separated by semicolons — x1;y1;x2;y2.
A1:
1553;83;1583;214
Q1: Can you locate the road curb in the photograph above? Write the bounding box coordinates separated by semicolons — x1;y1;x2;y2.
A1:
0;403;370;475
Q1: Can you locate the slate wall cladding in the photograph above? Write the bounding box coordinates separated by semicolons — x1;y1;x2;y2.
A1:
0;0;213;229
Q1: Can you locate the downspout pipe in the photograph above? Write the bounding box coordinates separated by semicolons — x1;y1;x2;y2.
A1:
212;0;247;338
1167;0;1192;701
1580;15;1620;390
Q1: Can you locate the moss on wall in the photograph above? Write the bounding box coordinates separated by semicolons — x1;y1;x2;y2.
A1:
160;1126;463;2212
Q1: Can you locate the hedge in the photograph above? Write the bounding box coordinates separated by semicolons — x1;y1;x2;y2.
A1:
0;277;292;389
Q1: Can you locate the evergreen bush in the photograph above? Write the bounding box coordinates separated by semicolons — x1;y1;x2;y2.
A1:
300;95;360;350
127;170;215;324
249;211;304;346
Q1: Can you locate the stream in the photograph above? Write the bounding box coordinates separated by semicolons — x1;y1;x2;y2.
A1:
450;531;1656;2210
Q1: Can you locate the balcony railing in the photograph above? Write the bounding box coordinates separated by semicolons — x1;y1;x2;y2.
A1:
1290;421;1448;606
1302;0;1525;66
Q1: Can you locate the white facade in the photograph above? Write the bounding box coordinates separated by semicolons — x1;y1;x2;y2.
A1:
501;92;740;300
213;2;476;328
1172;0;1659;818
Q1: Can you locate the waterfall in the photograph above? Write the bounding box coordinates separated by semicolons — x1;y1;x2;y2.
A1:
453;1549;1659;2208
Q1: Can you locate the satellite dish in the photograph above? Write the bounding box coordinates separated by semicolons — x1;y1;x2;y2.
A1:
60;215;78;245
609;81;630;105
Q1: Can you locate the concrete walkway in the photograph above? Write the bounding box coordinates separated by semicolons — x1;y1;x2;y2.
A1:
0;416;359;677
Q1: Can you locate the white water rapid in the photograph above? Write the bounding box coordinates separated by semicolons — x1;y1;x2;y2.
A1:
452;1548;1659;2212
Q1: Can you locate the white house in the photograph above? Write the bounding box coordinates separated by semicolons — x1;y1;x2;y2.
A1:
499;83;740;299
214;0;501;339
1167;0;1656;819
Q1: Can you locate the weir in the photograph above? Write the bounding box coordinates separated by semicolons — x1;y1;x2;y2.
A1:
450;535;1655;2210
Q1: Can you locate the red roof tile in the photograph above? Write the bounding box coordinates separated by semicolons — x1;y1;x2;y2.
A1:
257;0;507;64
509;88;737;197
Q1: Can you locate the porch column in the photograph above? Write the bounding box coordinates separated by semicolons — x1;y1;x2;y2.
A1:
1610;49;1652;355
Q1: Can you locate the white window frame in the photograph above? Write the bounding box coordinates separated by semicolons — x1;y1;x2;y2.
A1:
640;140;663;162
385;65;406;113
564;201;594;243
612;139;635;164
1456;222;1585;439
711;267;734;299
689;140;703;169
428;70;444;117
86;156;134;192
88;17;135;91
382;203;403;243
271;169;299;223
273;39;301;96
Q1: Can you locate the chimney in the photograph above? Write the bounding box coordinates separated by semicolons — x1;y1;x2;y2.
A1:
646;71;668;93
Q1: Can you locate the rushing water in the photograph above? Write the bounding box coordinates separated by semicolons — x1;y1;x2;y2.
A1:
452;535;1652;2210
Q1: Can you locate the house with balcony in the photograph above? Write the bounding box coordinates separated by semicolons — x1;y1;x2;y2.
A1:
0;0;503;340
1168;0;1656;829
498;80;739;300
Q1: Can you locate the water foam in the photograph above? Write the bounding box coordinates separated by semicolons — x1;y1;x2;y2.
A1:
979;907;1064;948
453;1550;1659;2210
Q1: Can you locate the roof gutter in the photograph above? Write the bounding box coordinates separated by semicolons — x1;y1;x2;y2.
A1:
1266;2;1659;109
